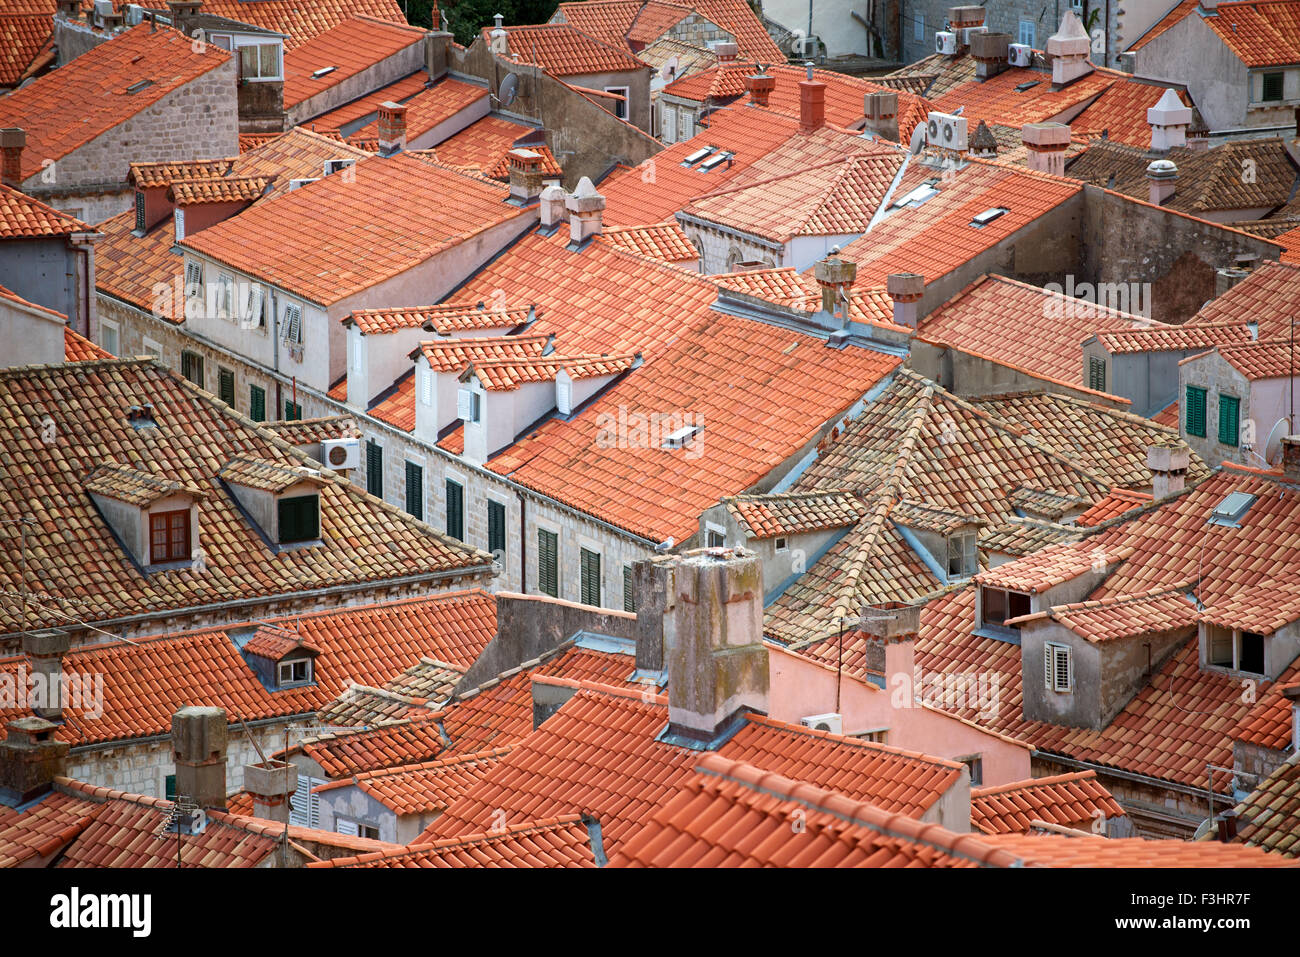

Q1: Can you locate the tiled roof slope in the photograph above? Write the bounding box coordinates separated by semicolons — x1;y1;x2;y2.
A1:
725;489;867;539
1213;338;1300;379
1203;0;1300;66
1076;488;1153;526
713;265;895;325
179;0;406;50
917;274;1153;385
0;24;233;181
979;831;1297;866
0;12;53;87
1232;679;1298;752
0;183;91;238
422;679;965;854
303;71;427;133
971;771;1125;835
612;755;1017;868
1012;585;1199;644
281;16;427;107
183;152;526;305
315;747;512;815
308;814;602;867
0;360;491;638
0;789;99;867
262;414;361;446
1093;321;1253;354
555;0;660;46
1229;755;1300;857
602;221;699;264
1126;0;1199;53
348;76;487;142
64;327;111;362
1182;261;1300;340
684;0;783;59
489;23;647;75
0;591;497;746
555;0;780;59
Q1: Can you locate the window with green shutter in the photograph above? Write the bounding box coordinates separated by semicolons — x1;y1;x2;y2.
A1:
1087;356;1106;393
623;564;636;613
134;191;146;233
278;494;320;543
366;440;383;497
538;529;558;597
1186;386;1207;437
405;461;423;520
446;479;464;541
1218;394;1240;446
488;500;506;556
1263;71;1284;101
249;384;266;422
218;367;235;406
284;399;302;421
580;548;601;607
165;774;176;801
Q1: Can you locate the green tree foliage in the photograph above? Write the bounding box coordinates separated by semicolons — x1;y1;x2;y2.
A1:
409;0;562;46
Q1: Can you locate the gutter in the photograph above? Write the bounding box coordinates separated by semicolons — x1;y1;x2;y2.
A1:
1032;750;1230;803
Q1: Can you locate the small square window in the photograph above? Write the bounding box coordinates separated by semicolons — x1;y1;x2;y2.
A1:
775;536;788;551
960;755;983;786
1263;72;1284;102
277;659;311;685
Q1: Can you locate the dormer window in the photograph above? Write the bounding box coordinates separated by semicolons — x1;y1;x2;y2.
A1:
1205;624;1267;676
982;586;1030;629
458;386;481;423
278;494;320;543
239;625;320;689
85;463;206;572
947;530;977;579
149;508;191;564
220;456;326;550
278;659;312;686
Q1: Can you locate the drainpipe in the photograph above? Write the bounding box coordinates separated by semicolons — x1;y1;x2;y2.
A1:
519;495;527;594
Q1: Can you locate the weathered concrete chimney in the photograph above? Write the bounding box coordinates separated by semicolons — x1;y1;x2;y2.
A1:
1022;122;1071;176
1282;435;1300;482
745;69;775;107
243;760;297;824
970;119;998;157
814;247;856;317
948;4;985;41
1148;88;1192;152
970;31;1011;79
377;101;407;155
0;717;68;805
566;176;605;244
713;40;738;62
426;29;452;81
171;705;227;810
22;629;70;721
863;90;899;140
507;148;544;204
489;12;509;56
1046;11;1093;87
887;272;924;327
664;548;769;745
0;128;25;189
1147;442;1189;498
539;183;567;230
799;65;826;134
166;0;202;34
858;601;921;694
632;557;672;677
1146;158;1177;205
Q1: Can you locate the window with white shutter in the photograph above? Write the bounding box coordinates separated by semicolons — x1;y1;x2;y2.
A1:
1045;642;1073;693
457;387;472;420
557;375;572;415
244;284;264;328
420;368;433;406
289;774;324;828
282;303;302;344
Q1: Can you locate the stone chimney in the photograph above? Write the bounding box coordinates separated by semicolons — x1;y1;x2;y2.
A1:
489;12;509;56
166;0;202;33
1046;11;1093;87
858;601;921;695
171;706;227;810
863;90;898;140
377;101;407;155
713;40;738;62
1282;435;1300;482
0;717;68;805
887;272;924;327
632;557;672;676
507;148;545;205
1148;88;1192;152
971;31;1011;79
22;629;71;721
0;128;25;189
799;65;826;134
539;183;567;230
566;176;605;244
243;760;297;824
948;4;985;43
970;119;998;157
1147;442;1189;498
1145;159;1177;205
745;68;775;107
814;247;856;317
55;0;80;19
664;549;769;745
1022;122;1071;176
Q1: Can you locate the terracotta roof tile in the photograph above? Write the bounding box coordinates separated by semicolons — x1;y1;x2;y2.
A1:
0;24;233;181
976;770;1126;835
1204;0;1300;67
64;327;111;362
348;76;487;142
980;831;1297;866
423;114;544;170
1229;755;1300;856
262;414;361;446
84;461;207;506
1014;583;1199;643
281;16;427;108
1076;487;1153;526
680;0;782;60
980;516;1082;557
602;221;699;264
130;158;236;189
1183;260;1300;339
186;0;407;50
725;489;867;539
309;813;600;866
168;175;273;206
0;12;52;87
319;746;512;815
1211;337;1300;380
1232;679;1298;751
488;23;646;76
0;789;100;868
1126;0;1199;53
0;183;90;238
468;353;638;391
350;303;529;336
1094;320;1253;354
306;71;429;133
414;334;551;371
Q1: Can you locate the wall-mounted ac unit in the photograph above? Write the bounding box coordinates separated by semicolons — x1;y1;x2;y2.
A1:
926;111;969;151
321;437;360;471
800;712;843;734
789;34;827;61
935;31;958;55
1009;43;1033;67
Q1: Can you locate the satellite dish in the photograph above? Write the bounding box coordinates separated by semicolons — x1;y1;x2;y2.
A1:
908;121;926;156
499;72;519;108
1264;417;1292;464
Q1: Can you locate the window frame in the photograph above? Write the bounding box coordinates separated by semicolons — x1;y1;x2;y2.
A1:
277;494;320;544
365;440;383;498
277;658;312;687
1218;393;1240;447
236;39;283;81
487;499;506;556
445;478;464;541
217;367;235;407
180;350;204;388
1018;21;1035;47
149;507;191;564
405;460;424;521
1262;71;1285;102
981;585;1031;630
947;530;977;580
604;85;630;120
1185;385;1207;437
249;384;266;422
1044;641;1073;693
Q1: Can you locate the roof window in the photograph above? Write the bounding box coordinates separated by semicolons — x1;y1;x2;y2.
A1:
698;151;733;172
970;207;1008;228
1014;80;1040;92
1208;491;1256;527
892;183;940;209
125;79;153;95
662;424;703;450
312;66;337;78
681;145;717;167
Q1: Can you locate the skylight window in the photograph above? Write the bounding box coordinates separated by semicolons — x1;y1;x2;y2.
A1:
681;146;717;166
892;183;940;209
1209;491;1256;527
970;207;1008;228
312;66;337;78
1015;80;1040;92
662;425;703;449
125;80;154;95
698;151;732;172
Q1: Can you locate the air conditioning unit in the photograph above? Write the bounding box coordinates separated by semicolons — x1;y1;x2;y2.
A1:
790;34;827;61
800;712;843;734
926;111;969;151
124;4;144;25
1009;43;1033;67
935;31;958;55
321;437;360;471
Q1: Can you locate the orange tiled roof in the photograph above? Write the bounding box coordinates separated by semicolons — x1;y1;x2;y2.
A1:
1012;584;1198;643
64;327;110;362
1213;337;1300;380
130;158;236;189
414;334;551;371
1204;0;1300;67
0;12;51;87
714;265;895;326
241;626;320;661
628;0;691;43
982;831;1298;866
1183;260;1300;339
1232;679;1298;751
0;24;232;181
424;114;542;169
971;771;1125;835
84;461;207;506
489;23;646;76
977;540;1131;595
0;789;99;868
1076;487;1153;526
422;679;965;855
349;302;529;336
467;353;638;391
0;182;90;238
1094;320;1253;354
305;71;428;132
602;221;699;264
688;0;784;60
181;0;406;50
281;15;427;108
226;127;372;201
183;153;526;306
168;175;273;206
316;746;511;815
613;755;1019;867
555;0;656;47
263;414;360;446
1229;755;1300;857
347;76;488;142
308;814;602;867
1271;223;1300;264
981;516;1081;557
1126;0;1199;53
0;590;496;747
725;489;867;539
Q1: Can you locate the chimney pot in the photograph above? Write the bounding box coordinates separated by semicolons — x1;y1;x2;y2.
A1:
1046;11;1094;86
798;75;826;134
862;90;899;139
887;272;924;327
1147;88;1192;152
814;248;856;316
1147;442;1189;497
1022;122;1071;175
171;705;228;810
539;183;567;230
507;148;545;204
745;70;776;108
21;628;70;721
243;760;297;824
713;40;738;61
376;101;407;155
970;31;1011;78
565;176;605;244
0;716;68;805
1146;158;1178;206
1217;808;1238;842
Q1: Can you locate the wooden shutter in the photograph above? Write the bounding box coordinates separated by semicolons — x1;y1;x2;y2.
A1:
1186;386;1206;437
365;440;383;497
249;385;266;422
538;529;558;597
405;461;423;520
1054;646;1072;692
283;304;302;343
1044;643;1054;689
580;548;601;606
1218;395;1240;447
336;818;359;837
284;400;301;421
134;191;146;232
290;774;323;828
218;368;235;406
457;388;472;420
181;351;203;387
1088;356;1105;393
278;495;319;543
623;565;636;613
245;284;264;327
487;500;505;555
445;479;464;540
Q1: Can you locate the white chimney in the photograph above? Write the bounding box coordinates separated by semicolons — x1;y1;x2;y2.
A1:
490;13;509;55
887;272;924;328
1147;442;1189;498
1148;88;1192;152
566;176;605;244
1046;11;1093;87
539;184;567;230
1022;122;1071;176
1146;159;1177;205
